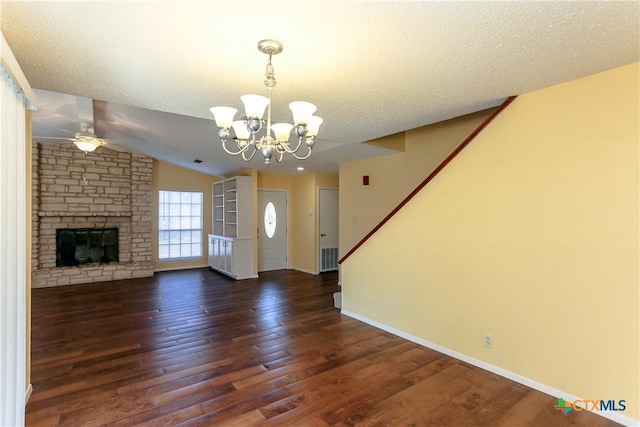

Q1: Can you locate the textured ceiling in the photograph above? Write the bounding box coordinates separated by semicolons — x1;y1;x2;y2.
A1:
2;1;638;176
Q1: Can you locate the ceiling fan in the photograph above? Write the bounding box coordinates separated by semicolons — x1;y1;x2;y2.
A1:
61;121;103;152
33;120;124;153
32;90;127;153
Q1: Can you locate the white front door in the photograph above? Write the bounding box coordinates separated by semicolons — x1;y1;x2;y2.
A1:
258;190;288;271
318;188;339;272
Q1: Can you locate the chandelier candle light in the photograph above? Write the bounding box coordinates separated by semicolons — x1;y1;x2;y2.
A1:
210;39;323;165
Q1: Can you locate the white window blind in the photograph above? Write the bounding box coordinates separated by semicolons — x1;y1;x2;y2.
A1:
0;31;36;426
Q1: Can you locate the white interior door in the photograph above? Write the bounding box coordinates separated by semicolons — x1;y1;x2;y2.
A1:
319;188;339;272
258;190;288;271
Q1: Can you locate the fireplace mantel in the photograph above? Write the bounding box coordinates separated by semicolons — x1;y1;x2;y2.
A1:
38;212;133;217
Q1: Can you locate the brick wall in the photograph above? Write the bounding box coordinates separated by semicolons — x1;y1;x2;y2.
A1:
31;143;154;288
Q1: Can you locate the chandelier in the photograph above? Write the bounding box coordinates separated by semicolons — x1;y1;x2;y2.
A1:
210;39;322;165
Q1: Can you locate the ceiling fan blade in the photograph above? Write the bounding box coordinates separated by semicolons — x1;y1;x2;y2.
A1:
76;97;94;129
92;100;154;145
33;90;98;138
101;139;131;152
33;136;75;144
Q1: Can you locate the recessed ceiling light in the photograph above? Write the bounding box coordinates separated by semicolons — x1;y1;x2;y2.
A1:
297;167;305;171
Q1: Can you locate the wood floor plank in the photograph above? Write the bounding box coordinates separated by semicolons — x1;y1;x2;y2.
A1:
259;387;348;426
490;390;556;427
192;408;266;427
335;364;473;427
26;268;622;427
318;363;419;425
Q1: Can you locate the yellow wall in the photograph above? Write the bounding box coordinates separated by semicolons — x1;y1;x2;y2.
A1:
258;172;338;273
339;109;494;258
341;62;639;421
151;160;221;270
292;174;316;272
364;131;406;152
316;172;340;189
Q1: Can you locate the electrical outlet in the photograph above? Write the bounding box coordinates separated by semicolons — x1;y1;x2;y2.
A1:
484;334;493;348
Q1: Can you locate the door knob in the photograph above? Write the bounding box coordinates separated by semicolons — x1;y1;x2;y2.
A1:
320;233;327;237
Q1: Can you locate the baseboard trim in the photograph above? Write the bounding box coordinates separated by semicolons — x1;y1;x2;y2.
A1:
290;267;319;275
25;383;33;404
340;309;639;427
153;264;209;273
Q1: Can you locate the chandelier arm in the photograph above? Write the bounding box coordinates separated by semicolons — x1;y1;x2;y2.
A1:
274;149;284;163
241;145;258;161
281;137;303;154
221;140;252;156
290;146;313;160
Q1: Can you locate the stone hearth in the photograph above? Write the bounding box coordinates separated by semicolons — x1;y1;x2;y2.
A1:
32;142;154;288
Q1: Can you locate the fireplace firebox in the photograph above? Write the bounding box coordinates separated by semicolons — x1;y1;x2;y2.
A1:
56;228;119;267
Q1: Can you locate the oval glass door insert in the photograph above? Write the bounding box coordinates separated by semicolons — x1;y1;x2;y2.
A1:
264;201;277;238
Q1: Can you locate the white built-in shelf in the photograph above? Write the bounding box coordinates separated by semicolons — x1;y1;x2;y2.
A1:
209;176;254;280
211;176;252;239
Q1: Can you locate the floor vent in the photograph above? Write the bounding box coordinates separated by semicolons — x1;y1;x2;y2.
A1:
321;247;338;272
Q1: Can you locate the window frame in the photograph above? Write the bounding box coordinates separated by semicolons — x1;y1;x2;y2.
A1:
158;190;204;262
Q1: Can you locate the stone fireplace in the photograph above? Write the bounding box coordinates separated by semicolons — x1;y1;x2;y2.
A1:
32;142;154;288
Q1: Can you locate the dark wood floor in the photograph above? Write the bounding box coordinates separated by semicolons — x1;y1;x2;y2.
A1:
27;268;618;426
